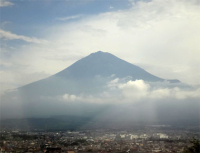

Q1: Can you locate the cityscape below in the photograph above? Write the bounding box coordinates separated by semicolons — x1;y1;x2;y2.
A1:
1;125;200;153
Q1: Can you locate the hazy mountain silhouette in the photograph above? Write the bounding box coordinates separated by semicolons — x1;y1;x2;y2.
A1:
57;51;164;80
1;51;199;127
16;51;179;97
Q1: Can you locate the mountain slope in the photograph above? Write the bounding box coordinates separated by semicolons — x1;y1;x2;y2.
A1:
17;51;179;96
57;51;164;81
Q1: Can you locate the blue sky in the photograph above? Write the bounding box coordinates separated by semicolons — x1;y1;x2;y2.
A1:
0;0;200;94
1;0;131;36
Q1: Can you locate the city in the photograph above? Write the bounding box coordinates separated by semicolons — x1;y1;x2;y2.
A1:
1;125;199;153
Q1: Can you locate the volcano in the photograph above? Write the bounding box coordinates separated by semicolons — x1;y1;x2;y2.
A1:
15;51;179;97
2;51;198;126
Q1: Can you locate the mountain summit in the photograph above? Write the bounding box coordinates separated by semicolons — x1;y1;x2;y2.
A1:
57;51;165;82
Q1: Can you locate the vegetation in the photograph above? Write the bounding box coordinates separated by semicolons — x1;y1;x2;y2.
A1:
183;139;200;153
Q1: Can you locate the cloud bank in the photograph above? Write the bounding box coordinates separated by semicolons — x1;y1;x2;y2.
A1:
62;79;200;104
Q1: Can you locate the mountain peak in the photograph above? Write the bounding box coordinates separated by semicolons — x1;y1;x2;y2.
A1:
96;50;104;53
89;51;110;56
56;51;165;82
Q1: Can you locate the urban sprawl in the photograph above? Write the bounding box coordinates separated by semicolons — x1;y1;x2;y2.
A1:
1;126;199;153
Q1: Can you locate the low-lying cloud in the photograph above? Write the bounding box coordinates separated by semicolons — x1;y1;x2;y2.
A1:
62;79;200;104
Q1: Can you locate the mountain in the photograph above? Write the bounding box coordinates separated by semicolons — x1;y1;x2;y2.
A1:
1;51;199;127
17;51;179;96
57;51;164;81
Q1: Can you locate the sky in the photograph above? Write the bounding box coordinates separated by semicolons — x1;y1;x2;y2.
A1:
1;0;200;95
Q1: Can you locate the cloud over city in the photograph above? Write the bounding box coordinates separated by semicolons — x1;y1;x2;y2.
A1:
62;79;200;104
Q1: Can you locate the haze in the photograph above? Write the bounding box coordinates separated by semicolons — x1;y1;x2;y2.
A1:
0;0;200;127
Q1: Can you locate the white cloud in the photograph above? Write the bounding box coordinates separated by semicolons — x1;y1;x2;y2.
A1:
57;15;83;21
118;80;150;100
149;88;170;99
61;79;200;104
119;80;200;101
173;87;200;100
0;29;48;44
0;0;14;7
107;78;119;89
63;94;79;101
118;80;200;101
62;93;109;104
